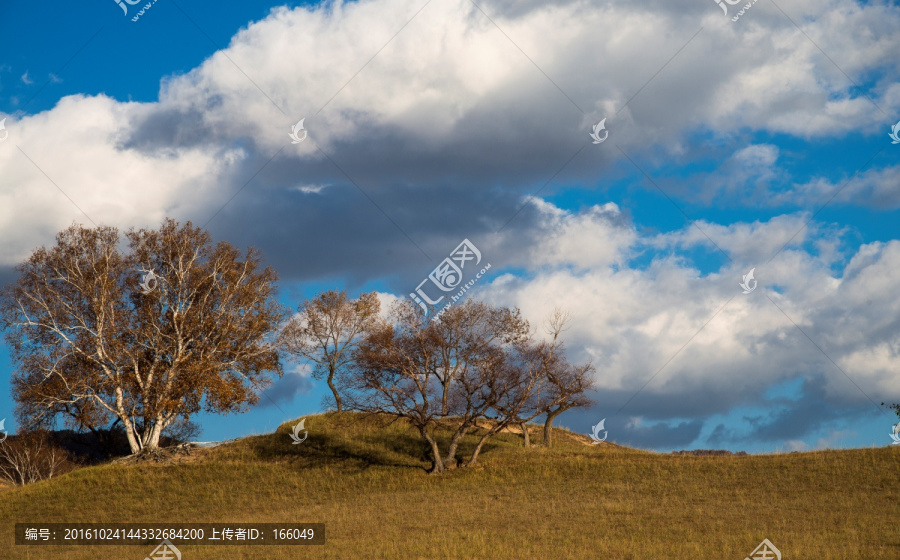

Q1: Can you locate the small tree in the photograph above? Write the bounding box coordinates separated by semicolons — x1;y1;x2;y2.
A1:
1;219;284;455
465;340;545;462
0;431;72;485
486;310;595;449
538;310;595;448
347;300;531;474
540;357;595;448
278;290;380;412
489;339;552;448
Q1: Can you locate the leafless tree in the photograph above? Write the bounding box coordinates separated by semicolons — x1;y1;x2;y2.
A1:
539;358;594;448
537;309;595;448
429;301;528;416
465;340;545;462
0;219;284;455
483;309;595;449
346;299;532;474
0;431;72;485
278;291;380;412
489;339;551;448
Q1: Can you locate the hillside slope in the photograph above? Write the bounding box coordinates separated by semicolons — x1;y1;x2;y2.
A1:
1;412;898;559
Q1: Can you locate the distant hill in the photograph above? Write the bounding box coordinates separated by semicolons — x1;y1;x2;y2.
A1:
1;412;897;559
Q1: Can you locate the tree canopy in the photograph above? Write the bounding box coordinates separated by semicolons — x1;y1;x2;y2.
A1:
344;299;593;473
279;290;380;412
0;219;285;455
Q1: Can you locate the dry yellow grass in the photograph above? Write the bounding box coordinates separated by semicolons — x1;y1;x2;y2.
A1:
1;412;898;559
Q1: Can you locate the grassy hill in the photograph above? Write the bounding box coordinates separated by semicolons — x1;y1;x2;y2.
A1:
1;412;898;559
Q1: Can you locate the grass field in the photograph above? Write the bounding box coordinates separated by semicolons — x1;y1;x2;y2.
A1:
1;412;898;559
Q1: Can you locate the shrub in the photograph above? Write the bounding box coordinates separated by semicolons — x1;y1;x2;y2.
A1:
0;430;76;485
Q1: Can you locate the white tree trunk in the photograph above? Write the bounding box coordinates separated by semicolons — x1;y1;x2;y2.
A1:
120;416;142;455
142;418;166;450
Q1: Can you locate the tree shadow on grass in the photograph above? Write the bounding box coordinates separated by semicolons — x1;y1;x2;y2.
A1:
245;416;427;473
244;413;524;474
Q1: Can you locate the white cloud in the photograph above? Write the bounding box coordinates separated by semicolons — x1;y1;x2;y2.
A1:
375;291;403;320
290;184;330;195
783;439;809;452
0;0;898;267
482;198;900;414
783;165;900;209
0;95;246;265
814;429;856;450
524;200;636;269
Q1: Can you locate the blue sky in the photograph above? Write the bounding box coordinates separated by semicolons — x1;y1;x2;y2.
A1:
0;0;899;454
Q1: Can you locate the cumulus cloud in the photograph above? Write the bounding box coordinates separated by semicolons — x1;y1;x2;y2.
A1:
784;165;900;209
1;0;898;272
0;95;246;266
479;197;899;447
